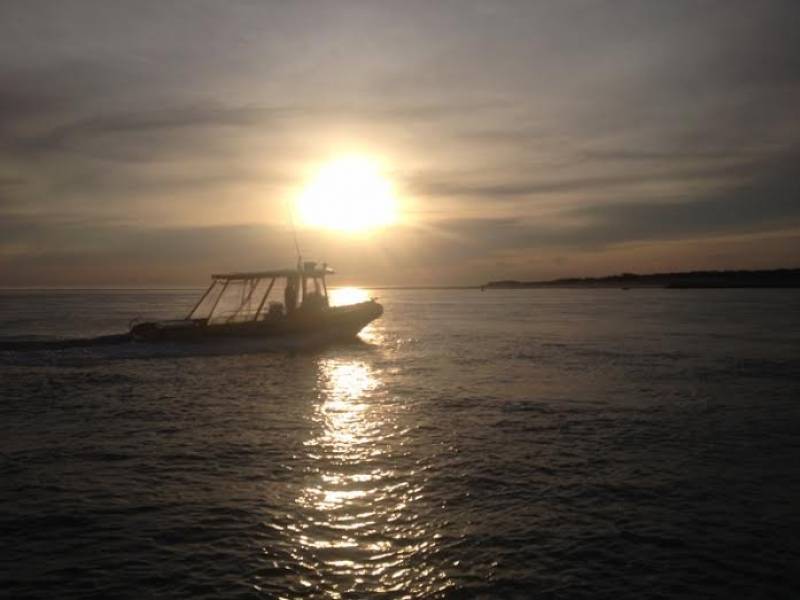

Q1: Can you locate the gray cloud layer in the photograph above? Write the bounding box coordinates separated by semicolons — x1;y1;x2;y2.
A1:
1;0;799;284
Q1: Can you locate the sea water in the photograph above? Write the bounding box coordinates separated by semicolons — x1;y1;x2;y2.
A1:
1;288;799;598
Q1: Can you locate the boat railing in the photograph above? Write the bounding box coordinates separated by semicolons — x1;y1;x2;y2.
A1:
208;307;285;324
208;309;256;324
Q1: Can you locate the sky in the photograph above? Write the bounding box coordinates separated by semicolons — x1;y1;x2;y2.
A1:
1;0;799;286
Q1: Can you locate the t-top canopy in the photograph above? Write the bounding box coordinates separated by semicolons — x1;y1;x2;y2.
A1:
212;264;334;281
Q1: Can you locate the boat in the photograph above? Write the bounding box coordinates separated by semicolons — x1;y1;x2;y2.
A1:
130;261;382;342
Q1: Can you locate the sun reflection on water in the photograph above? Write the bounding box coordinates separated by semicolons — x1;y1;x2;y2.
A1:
284;357;451;597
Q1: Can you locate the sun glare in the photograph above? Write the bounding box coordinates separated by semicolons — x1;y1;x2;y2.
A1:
329;286;370;307
297;156;398;232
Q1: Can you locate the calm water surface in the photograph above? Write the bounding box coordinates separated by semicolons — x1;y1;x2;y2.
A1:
1;288;799;599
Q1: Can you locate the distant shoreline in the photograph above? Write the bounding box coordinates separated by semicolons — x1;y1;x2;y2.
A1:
482;268;800;289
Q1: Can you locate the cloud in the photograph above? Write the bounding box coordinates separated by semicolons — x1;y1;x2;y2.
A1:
0;1;799;284
409;142;800;253
567;147;800;246
406;162;753;201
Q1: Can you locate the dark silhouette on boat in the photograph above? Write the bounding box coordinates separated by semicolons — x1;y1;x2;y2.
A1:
130;262;382;343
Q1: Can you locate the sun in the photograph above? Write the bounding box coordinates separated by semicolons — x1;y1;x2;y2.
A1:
296;156;398;232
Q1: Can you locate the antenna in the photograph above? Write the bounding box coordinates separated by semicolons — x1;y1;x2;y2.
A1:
285;196;302;267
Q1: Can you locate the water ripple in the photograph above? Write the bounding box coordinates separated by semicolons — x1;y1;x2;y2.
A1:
2;289;799;598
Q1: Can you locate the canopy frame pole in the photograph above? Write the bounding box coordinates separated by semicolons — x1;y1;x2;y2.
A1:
254;277;276;321
208;280;230;322
186;281;217;320
228;277;259;323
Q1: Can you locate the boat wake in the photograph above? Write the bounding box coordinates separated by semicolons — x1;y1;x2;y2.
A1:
0;331;373;362
0;333;133;351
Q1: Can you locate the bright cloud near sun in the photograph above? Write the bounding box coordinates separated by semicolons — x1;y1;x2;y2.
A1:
296;156;398;233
